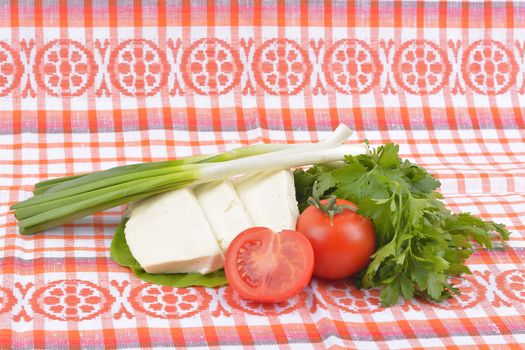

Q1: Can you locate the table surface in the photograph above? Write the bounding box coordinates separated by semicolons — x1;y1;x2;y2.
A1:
1;1;524;349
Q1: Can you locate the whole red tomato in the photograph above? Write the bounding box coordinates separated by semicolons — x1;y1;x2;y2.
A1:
296;197;376;280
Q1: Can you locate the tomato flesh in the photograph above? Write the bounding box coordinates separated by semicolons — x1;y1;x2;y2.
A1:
296;198;376;280
225;227;314;303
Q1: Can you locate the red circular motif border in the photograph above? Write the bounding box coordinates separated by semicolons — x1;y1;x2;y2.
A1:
181;38;243;96
2;38;522;97
129;284;211;319
0;41;23;97
324;39;382;94
392;39;451;95
223;286;306;316
496;269;525;303
34;39;97;97
30;279;114;321
2;269;524;320
461;39;519;95
252;38;313;95
108;39;170;97
0;287;16;315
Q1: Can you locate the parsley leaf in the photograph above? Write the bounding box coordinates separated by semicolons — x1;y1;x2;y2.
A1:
294;143;510;306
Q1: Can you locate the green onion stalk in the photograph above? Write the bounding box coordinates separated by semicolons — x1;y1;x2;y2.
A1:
12;124;367;235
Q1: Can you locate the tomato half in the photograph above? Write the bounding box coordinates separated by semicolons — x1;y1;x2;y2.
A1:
296;198;376;280
224;227;314;303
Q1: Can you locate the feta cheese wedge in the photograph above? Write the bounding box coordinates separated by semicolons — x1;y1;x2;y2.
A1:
194;180;253;252
124;188;224;274
234;169;299;232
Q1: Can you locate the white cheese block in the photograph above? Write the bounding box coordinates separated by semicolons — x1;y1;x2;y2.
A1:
124;188;224;274
194;180;253;252
234;169;299;232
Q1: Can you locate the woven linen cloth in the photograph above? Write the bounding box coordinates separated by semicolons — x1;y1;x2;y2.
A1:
1;1;524;348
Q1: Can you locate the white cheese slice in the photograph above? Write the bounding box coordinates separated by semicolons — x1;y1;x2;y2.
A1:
234;169;299;232
194;179;253;252
124;188;224;274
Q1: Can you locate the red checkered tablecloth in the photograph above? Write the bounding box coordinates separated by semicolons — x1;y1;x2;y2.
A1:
1;1;524;348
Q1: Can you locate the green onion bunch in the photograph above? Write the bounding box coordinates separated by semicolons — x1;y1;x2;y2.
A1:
12;125;366;235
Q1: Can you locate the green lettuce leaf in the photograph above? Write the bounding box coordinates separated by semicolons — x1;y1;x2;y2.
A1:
110;217;228;287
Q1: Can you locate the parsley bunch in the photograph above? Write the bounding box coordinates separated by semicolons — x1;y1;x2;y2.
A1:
294;143;509;306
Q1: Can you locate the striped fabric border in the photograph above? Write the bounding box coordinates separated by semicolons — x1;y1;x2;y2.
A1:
0;1;524;133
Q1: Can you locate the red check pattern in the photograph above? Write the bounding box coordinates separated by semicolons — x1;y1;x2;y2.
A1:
1;1;525;348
